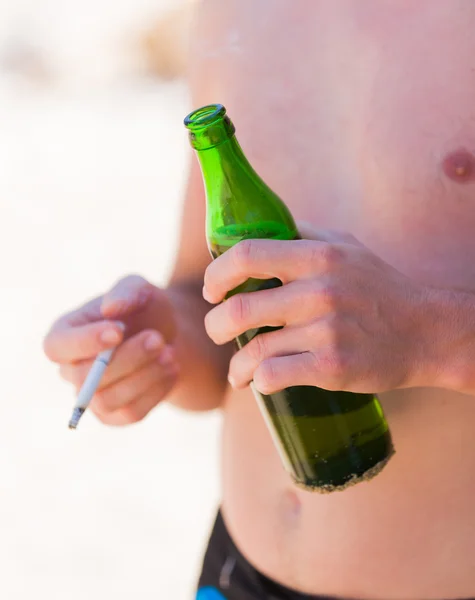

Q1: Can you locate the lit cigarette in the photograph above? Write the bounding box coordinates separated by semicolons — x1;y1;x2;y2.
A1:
68;347;117;430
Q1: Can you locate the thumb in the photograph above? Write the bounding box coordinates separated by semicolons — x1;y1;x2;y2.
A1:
296;220;322;241
101;275;155;319
296;220;363;247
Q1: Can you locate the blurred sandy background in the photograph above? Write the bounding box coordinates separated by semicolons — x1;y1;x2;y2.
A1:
0;1;222;598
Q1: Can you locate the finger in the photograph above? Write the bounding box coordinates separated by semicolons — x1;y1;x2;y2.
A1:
98;331;173;386
253;352;321;395
296;221;363;246
228;321;332;388
93;376;178;427
204;279;337;345
101;274;155;319
59;331;173;390
90;358;178;414
252;346;353;395
203;238;344;303
296;221;324;241
44;320;125;363
57;296;103;328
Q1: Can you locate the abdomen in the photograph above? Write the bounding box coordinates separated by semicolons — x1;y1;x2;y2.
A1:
221;386;475;599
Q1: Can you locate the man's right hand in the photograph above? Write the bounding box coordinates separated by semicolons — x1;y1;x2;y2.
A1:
43;275;179;426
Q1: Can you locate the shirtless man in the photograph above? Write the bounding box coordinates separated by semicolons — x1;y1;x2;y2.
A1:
43;2;475;598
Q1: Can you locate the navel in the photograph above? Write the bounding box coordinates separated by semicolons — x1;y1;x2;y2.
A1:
281;489;302;523
442;148;475;183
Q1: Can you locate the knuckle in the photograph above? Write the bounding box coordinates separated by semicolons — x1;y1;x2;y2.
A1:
107;274;153;306
320;348;349;383
321;314;344;346
306;319;325;342
248;333;269;362
321;285;340;309
305;283;321;314
255;359;277;393
232;239;255;270
307;281;339;312
311;243;345;270
227;294;249;326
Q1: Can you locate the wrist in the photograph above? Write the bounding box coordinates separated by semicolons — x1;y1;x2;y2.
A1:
146;284;178;344
422;286;475;393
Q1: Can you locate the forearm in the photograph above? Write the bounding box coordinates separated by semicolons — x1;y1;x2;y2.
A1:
425;287;475;395
164;281;232;411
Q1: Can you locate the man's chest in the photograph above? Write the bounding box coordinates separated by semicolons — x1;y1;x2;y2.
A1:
193;0;475;286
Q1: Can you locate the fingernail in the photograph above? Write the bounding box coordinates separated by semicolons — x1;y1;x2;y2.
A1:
144;332;163;352
158;346;174;366
114;321;126;331
100;329;121;345
228;373;236;388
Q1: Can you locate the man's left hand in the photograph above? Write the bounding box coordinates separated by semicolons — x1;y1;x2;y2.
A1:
203;222;438;395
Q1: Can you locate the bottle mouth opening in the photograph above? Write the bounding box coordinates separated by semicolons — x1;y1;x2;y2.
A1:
184;104;226;129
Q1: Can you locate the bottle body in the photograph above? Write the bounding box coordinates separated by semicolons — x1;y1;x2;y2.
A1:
185;104;394;492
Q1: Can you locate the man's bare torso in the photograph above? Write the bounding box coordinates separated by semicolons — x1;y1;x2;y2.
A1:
190;2;475;597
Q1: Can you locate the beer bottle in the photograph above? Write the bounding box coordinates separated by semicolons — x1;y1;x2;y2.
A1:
184;104;394;492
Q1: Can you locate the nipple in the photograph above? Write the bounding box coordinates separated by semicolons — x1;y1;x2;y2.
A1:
442;149;475;183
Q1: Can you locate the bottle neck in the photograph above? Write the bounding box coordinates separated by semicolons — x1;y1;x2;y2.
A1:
184;103;259;188
184;103;300;250
193;133;253;186
185;104;235;150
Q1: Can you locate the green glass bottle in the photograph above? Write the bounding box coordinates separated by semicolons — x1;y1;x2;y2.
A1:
184;104;394;492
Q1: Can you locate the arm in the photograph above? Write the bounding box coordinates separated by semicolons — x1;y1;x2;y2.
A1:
200;224;475;398
43;2;233;422
42;157;231;425
163;157;233;411
151;2;234;413
423;287;475;396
